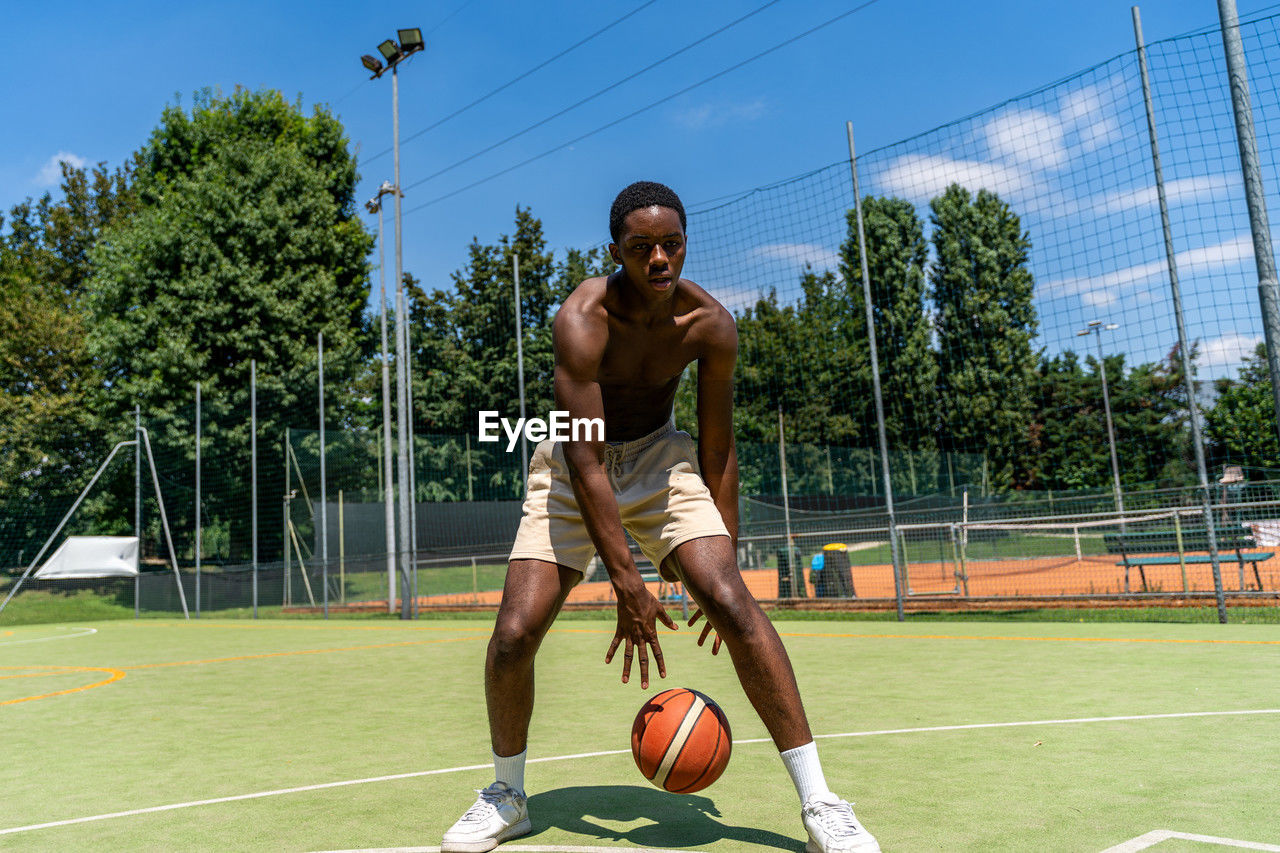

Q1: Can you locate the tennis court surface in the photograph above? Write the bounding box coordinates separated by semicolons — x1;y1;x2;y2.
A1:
3;617;1278;851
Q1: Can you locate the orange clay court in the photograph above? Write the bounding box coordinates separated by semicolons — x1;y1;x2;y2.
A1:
403;551;1280;608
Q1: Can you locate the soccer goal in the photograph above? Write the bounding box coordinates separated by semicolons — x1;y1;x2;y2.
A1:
0;427;190;618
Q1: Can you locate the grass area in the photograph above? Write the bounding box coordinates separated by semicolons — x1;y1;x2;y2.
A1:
3;617;1279;850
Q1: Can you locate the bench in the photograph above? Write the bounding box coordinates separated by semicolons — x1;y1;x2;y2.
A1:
1105;527;1272;592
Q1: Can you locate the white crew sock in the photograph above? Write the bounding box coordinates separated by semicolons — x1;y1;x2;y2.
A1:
780;741;830;804
493;748;527;794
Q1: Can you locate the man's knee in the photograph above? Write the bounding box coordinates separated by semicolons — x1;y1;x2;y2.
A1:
489;612;546;665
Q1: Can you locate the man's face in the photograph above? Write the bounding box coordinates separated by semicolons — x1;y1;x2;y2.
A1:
610;205;686;298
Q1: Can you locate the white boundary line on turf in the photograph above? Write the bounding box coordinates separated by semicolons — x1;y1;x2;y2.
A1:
1100;829;1280;852
3;708;1278;837
0;626;96;646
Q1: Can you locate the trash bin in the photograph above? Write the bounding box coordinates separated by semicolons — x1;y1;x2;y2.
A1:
777;547;807;598
822;543;856;598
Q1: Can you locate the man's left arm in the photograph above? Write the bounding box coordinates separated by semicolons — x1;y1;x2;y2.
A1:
696;309;739;544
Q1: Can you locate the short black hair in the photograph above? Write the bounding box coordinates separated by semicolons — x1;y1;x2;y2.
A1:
609;181;686;242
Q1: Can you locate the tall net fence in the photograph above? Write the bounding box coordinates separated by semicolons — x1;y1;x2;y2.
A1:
5;12;1280;621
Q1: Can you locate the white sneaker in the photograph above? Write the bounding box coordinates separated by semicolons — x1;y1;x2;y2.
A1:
802;792;881;853
440;782;532;852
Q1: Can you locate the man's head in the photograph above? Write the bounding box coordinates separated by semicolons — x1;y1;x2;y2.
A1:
609;181;686;243
608;181;687;298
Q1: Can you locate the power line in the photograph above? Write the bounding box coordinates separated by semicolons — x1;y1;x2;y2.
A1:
426;0;479;36
363;0;662;165
402;0;886;216
399;0;786;191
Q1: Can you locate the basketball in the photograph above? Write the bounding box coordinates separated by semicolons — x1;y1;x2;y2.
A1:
631;687;732;793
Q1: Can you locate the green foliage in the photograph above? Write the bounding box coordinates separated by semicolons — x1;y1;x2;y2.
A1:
0;161;135;564
930;184;1039;490
1206;342;1280;471
841;196;937;453
409;209;613;499
86;88;374;557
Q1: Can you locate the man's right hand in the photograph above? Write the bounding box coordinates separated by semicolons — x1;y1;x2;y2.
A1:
605;575;678;689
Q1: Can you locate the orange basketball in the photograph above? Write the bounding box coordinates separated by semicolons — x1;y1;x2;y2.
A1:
631;687;732;793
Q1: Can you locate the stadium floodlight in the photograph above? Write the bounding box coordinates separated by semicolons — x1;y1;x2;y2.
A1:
377;39;401;64
1077;321;1124;519
398;28;425;55
362;30;421;618
361;55;384;76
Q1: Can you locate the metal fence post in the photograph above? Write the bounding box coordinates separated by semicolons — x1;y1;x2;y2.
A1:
847;121;906;622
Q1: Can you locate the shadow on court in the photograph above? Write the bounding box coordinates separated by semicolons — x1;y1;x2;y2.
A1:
526;784;804;851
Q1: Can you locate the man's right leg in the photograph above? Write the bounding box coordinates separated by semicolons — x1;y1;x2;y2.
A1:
442;559;578;853
486;559;581;756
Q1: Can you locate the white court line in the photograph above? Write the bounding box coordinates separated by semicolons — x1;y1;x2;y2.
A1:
3;708;1278;837
320;847;706;853
1101;829;1280;852
0;626;96;646
316;840;706;845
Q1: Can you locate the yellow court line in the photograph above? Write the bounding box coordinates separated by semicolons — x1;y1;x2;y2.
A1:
141;621;492;633
124;635;485;671
548;626;1280;646
774;630;1280;646
1;630;13;637
0;666;125;706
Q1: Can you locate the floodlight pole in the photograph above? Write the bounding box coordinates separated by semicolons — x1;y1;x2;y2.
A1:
1079;324;1125;517
369;188;398;614
513;252;529;483
1134;6;1226;622
392;62;413;619
364;29;423;620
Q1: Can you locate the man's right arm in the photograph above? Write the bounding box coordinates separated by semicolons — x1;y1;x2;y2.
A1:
552;302;676;687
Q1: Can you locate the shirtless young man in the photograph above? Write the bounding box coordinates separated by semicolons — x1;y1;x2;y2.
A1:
441;181;880;853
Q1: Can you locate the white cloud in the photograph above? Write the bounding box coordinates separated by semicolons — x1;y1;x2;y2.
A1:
1058;85;1120;153
1041;234;1255;307
1199;332;1264;372
984;108;1068;170
35;151;89;186
674;98;767;130
1090;173;1238;216
872;153;1033;206
751;242;840;272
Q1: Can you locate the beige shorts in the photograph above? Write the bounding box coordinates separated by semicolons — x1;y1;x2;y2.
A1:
509;421;730;579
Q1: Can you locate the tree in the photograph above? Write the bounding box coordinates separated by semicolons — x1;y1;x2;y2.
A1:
1206;342;1280;473
929;184;1039;491
841;197;936;450
410;208;596;498
87;88;374;558
0;162;135;564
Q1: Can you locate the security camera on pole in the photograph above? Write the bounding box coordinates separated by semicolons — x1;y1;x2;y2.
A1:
362;28;423;619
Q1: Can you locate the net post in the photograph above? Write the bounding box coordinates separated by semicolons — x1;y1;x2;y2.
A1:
1217;0;1280;445
251;359;258;619
135;405;141;618
1133;6;1226;621
1174;513;1188;593
195;382;202;618
847;120;905;621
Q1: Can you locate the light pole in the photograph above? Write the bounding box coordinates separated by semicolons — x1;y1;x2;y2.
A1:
365;181;400;614
362;27;423;619
1077;321;1124;516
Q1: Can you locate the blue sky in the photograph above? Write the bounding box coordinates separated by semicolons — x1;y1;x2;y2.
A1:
3;0;1274;376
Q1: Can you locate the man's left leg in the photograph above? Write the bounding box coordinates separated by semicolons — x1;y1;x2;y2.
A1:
663;535;880;853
